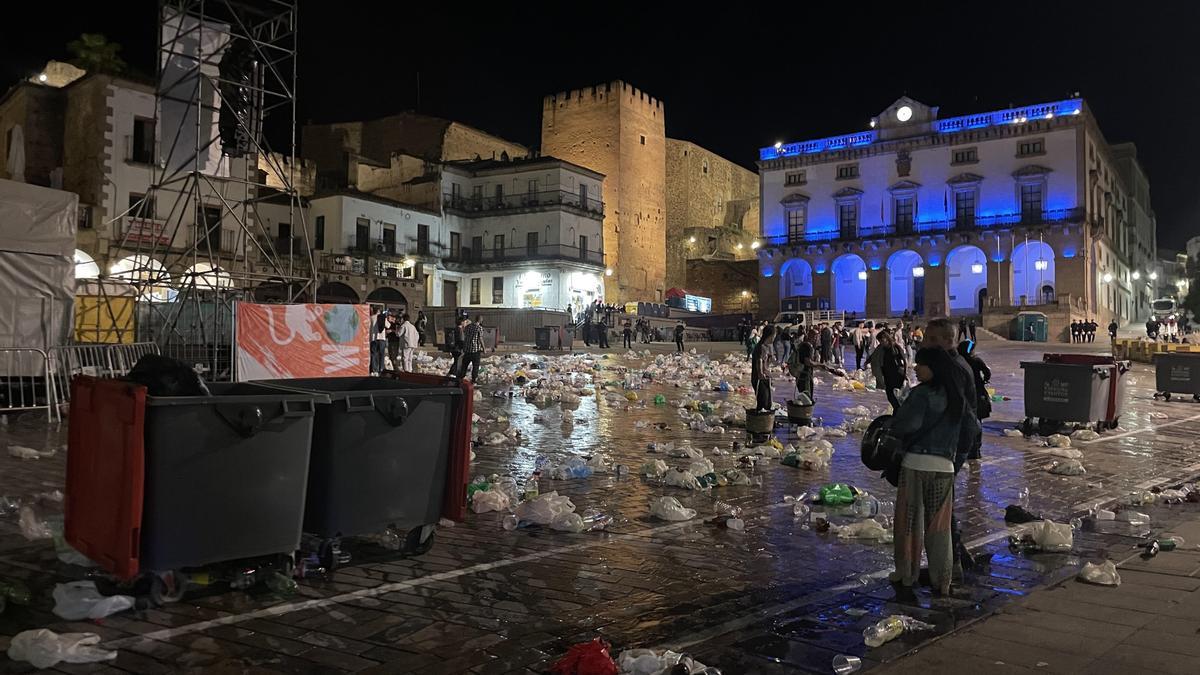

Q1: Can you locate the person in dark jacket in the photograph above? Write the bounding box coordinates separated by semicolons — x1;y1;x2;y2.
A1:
751;325;776;411
447;316;469;378
873;329;907;411
957;340;992;460
889;347;968;599
674;322;686;352
622;320;633;349
416;310;428;346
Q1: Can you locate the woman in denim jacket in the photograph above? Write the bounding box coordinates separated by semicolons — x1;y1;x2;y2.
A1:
889;347;967;599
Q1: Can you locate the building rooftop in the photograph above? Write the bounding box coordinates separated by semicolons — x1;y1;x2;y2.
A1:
311;189;442;217
760;97;1085;161
443;155;605;180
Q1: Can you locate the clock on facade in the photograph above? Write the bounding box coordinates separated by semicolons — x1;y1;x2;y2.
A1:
896;105;913;122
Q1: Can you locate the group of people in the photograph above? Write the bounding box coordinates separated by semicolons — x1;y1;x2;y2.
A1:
368;308;428;375
1145;315;1191;342
1069;319;1101;343
747;314;993;598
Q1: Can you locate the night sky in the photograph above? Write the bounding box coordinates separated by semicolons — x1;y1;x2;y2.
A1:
4;2;1198;250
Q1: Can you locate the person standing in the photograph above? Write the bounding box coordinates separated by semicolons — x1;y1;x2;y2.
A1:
746;322;760;359
968;318;977;342
889;347;968;600
582;314;593;347
854;322;871;371
958;340;992;461
566;303;573;322
1070;320;1079;343
396;313;419;372
385;312;400;371
458;316;485;381
1088;319;1097;343
1108;318;1118;342
674;322;686;353
447;316;468;378
819;322;833;364
956;317;968;343
874;329;907;411
752;326;777;412
622;320;633;349
416;310;429;347
598;318;610;349
370;307;389;375
831;321;845;367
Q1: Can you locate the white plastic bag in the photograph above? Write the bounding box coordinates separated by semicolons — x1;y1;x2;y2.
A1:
1031;520;1073;552
664;470;701;490
7;629;117;669
685;459;715;476
1047;434;1072;448
1045;447;1083;459
822;427;848;438
7;445;43;459
650;496;697;521
640;459;669;478
842;405;871;417
835;519;890;541
51;582;134;620
1077;560;1121;586
586;453;612;472
1071;429;1101;441
549;512;585;533
471;490;510;514
1116;510;1150;525
485;432;508;445
617;649;712;675
18;506;51;540
515;491;575;525
1049;459;1087;476
795;425;817;440
1003;428;1025;437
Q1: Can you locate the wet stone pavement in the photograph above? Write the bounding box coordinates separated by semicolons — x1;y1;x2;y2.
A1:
3;338;1200;673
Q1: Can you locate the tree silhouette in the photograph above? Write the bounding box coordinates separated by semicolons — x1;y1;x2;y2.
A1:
67;33;127;75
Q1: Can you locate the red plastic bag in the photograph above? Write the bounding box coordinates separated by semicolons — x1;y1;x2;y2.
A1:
549;638;618;675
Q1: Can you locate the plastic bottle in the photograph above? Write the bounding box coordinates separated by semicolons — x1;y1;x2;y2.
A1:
502;514;521;531
863;616;905;647
726;518;745;531
1017;488;1030;508
582;512;613;531
264;571;298;597
712;500;743;519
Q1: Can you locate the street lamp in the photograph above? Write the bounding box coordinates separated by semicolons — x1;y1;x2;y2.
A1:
1149;272;1158;281
1132;271;1141;280
1103;272;1113;283
605;268;613;277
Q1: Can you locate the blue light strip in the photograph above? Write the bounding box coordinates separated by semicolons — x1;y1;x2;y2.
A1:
760;98;1084;161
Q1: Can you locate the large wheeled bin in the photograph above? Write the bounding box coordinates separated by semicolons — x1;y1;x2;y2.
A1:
1019;354;1129;434
1153;352;1200;402
65;376;318;593
254;373;473;557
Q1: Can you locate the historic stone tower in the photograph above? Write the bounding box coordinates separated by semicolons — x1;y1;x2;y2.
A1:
541;82;666;302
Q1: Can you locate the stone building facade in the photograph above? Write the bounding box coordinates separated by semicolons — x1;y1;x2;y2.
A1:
541;81;667;302
757;96;1154;341
664;139;759;289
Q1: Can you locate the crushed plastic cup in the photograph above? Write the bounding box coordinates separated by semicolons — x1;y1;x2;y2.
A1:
832;654;863;674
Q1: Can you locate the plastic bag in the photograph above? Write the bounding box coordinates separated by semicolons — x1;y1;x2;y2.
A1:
617;649;712;675
823;427;848;438
686;459;715;476
1031;520;1073;552
586;454;612;472
485;432;508;445
516;492;576;525
471;489;510;514
52;582;134;620
842;405;871;416
1116;510;1150;525
1003;428;1024;437
550;512;586;533
18;506;51;540
795;425;817;440
550;638;618;675
819;483;855;505
1071;429;1101;441
650;496;697;521
1049;459;1087;476
1077;560;1121;586
6;629;117;669
1045;447;1083;459
668;444;704;459
7;445;43;459
641;459;669;478
664;470;701;490
1047;434;1072;447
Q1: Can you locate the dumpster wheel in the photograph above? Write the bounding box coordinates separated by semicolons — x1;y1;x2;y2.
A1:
1164;392;1172;402
402;525;436;556
150;571;187;605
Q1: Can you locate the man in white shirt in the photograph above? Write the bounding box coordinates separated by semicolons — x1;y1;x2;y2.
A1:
397;313;420;372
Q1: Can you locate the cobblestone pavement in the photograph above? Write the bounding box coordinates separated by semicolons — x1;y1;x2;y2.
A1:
2;338;1200;673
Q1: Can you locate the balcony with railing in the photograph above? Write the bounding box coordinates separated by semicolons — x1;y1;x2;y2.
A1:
763;207;1085;247
320;252;417;280
444;243;604;268
443;189;604;218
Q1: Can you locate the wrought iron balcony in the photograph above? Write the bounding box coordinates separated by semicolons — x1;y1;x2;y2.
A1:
763;207;1085;247
443;189;604;217
444;244;604;267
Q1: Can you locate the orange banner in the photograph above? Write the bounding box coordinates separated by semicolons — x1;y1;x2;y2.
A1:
235;302;370;381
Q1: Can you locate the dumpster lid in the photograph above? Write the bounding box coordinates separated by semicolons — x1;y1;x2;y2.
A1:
145;382;330;406
64;376;145;580
252;376;462;400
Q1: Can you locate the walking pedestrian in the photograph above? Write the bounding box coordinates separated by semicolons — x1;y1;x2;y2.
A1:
396;313;419;372
889;347;968;600
457;316;485;381
674;322;686;353
1108;318;1118;342
752;325;776;412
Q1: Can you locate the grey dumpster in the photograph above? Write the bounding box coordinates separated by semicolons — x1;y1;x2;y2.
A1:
1154;352;1200;401
1019;360;1115;434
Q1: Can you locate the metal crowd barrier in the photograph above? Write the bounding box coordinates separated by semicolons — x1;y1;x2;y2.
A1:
48;342;161;404
108;342;161;374
0;348;57;422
